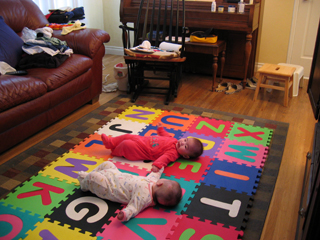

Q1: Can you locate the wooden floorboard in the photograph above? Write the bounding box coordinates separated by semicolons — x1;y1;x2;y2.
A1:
0;54;315;240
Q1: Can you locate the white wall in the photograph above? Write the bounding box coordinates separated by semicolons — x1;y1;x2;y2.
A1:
103;0;124;55
82;0;104;29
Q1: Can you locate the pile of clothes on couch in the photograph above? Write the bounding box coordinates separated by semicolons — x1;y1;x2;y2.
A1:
46;6;85;23
17;27;73;69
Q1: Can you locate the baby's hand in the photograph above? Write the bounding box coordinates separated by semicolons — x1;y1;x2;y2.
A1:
151;165;160;172
117;211;125;221
157;122;163;128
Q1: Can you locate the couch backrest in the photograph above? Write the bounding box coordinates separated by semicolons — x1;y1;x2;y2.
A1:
0;0;49;34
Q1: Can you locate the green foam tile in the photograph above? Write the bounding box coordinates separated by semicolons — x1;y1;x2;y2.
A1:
1;173;78;218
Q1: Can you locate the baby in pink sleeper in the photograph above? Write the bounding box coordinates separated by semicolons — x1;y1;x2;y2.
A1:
101;123;204;172
77;161;182;221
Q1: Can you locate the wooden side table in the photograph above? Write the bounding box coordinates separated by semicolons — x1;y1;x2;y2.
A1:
253;63;296;107
185;40;226;91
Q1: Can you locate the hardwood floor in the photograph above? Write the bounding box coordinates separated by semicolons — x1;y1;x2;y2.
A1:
0;54;316;240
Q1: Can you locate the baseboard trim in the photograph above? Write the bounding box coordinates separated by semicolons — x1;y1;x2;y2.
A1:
105;45;123;56
256;62;264;72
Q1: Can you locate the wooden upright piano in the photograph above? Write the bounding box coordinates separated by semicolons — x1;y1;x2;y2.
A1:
120;0;261;81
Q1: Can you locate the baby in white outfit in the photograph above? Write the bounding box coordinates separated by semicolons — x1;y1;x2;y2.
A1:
77;161;182;221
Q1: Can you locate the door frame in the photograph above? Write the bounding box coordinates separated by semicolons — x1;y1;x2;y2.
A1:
287;0;300;66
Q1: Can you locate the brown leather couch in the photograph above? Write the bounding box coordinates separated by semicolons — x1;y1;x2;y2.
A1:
0;0;110;153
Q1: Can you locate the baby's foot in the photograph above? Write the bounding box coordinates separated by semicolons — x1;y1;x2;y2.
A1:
101;134;112;149
78;171;88;179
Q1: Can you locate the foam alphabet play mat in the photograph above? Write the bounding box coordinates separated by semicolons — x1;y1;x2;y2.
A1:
0;105;273;240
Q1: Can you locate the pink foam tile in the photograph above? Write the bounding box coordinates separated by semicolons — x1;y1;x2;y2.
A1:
187;117;233;138
215;138;268;168
110;159;150;176
167;215;243;240
97;208;181;240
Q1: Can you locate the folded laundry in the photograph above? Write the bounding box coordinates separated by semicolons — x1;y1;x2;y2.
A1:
35;27;53;38
18;52;68;69
19;33;73;69
70;7;85;20
22;37;73;56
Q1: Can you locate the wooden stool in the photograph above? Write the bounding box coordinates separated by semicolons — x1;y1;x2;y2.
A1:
253;63;296;107
185;40;226;91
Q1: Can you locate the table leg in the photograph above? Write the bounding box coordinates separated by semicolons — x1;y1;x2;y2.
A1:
284;77;289;107
253;74;263;101
289;76;293;98
212;55;218;91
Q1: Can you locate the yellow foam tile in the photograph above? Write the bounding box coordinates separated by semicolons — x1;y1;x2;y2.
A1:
39;151;106;184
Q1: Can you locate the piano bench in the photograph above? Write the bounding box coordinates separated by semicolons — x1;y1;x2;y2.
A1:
185;40;226;91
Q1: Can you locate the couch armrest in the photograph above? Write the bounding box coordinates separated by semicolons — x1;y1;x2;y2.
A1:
52;28;110;59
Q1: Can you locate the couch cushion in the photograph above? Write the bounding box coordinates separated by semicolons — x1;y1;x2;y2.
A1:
27;54;93;91
0;75;48;112
0;0;48;33
0;16;24;68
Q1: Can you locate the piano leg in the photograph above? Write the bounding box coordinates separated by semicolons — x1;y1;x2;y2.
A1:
212;55;218;91
244;33;253;88
220;49;226;84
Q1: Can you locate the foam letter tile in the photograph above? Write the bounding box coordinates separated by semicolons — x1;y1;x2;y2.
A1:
181;132;224;158
138;124;184;139
46;188;121;236
116;106;163;123
72;133;113;160
152;111;198;131
39;151;106;184
25;218;99;240
110;158;150;176
0;202;43;240
163;156;212;182
186;117;233;139
214;139;268;168
160;176;200;215
201;159;261;195
98;208;181;240
1;173;78;217
110;156;153;172
96;118;148;137
227;123;273;147
167;215;243;240
182;184;252;230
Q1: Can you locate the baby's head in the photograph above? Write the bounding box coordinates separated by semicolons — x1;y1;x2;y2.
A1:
176;137;203;159
152;179;182;207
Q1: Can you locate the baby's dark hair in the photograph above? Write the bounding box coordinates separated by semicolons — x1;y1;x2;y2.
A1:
154;181;182;207
189;138;204;159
